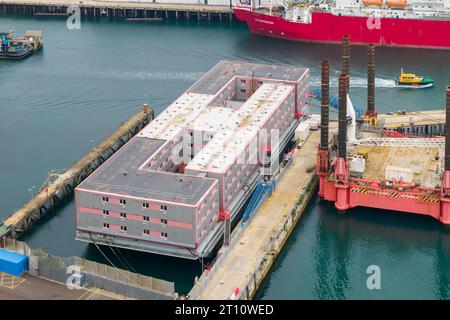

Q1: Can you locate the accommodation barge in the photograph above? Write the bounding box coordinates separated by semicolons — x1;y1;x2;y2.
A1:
75;60;310;259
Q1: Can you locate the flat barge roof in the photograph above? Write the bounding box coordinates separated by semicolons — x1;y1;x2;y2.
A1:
77;137;216;205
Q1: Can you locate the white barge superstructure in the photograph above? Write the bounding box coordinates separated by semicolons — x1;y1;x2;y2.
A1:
75;60;309;259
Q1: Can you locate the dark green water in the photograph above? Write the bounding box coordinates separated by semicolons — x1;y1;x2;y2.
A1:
0;15;449;297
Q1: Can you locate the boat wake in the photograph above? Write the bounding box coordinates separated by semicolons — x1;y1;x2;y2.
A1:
16;65;397;87
106;72;396;87
81;72;396;87
309;76;396;88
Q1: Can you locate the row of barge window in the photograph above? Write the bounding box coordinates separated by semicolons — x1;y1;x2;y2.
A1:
102;196;168;211
103;223;168;239
102;210;168;225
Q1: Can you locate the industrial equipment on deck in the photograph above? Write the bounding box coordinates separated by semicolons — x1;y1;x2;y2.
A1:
316;36;450;225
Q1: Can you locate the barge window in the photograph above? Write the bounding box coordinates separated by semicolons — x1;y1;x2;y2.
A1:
143;202;149;208
103;210;109;216
143;216;149;222
161;205;168;211
120;226;127;232
102;196;109;203
120;199;126;205
120;212;126;219
103;223;109;229
161;232;168;239
144;229;150;235
161;219;168;225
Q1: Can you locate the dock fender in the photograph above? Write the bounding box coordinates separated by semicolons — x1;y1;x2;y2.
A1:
440;171;450;225
316;147;329;198
440;199;450;225
334;157;350;212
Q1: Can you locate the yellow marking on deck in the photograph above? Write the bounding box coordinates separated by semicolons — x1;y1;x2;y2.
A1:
0;272;25;289
76;288;93;300
76;286;128;300
85;288;100;300
420;195;440;203
351;187;368;193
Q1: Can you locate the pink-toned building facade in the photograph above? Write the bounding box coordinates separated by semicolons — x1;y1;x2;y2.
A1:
75;60;309;259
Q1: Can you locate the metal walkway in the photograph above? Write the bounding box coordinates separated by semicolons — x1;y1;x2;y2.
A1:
191;130;321;300
351;137;445;148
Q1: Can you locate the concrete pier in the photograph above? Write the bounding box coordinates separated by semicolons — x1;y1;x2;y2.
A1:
0;105;154;239
0;0;234;21
0;238;175;299
189;127;335;300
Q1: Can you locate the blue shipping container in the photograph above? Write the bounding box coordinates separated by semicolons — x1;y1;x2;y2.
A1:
0;249;28;276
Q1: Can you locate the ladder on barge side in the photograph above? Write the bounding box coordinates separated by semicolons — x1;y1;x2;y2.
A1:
241;180;275;227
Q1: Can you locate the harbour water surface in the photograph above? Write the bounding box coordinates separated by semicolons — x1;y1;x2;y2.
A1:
0;15;449;297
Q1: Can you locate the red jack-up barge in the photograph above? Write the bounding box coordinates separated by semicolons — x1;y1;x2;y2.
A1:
316;37;450;225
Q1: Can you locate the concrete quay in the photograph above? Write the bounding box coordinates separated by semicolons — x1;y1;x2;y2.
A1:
189;128;330;299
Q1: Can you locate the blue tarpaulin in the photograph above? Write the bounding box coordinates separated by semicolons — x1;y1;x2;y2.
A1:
0;249;28;276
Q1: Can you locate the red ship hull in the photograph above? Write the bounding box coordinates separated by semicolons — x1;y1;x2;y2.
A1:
234;6;450;49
